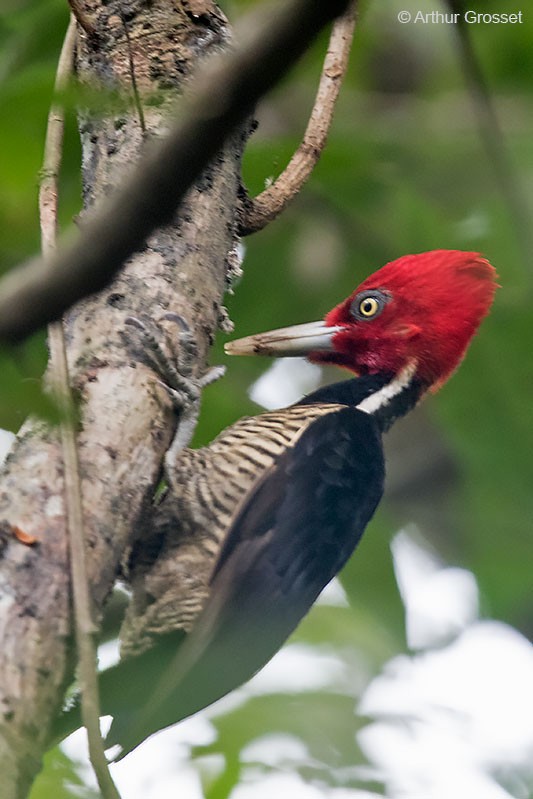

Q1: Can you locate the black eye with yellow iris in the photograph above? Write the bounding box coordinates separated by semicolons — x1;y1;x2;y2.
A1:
350;289;391;321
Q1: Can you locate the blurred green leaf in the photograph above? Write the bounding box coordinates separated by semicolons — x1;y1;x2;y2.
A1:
29;746;99;799
0;335;61;430
193;692;373;796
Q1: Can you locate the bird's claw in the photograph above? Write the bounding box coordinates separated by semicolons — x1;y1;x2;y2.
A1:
198;365;226;387
124;314;224;413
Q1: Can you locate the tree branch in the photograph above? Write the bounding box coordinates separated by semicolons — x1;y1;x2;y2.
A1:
66;0;97;38
239;0;357;236
0;3;241;795
40;16;122;799
0;0;351;345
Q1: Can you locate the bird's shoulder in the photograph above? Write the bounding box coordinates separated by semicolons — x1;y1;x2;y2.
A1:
212;404;385;588
169;401;350;511
208;400;349;452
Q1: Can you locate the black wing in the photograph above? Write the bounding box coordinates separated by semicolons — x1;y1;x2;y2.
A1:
108;406;384;758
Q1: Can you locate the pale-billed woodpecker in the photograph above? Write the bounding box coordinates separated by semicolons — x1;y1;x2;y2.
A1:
56;249;497;757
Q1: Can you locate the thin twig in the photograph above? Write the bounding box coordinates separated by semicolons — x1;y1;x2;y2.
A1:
40;16;121;799
239;0;357;235
118;0;147;134
67;0;97;38
446;0;533;285
0;0;351;345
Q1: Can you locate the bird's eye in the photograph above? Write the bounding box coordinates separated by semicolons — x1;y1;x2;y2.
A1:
350;290;390;321
359;297;379;317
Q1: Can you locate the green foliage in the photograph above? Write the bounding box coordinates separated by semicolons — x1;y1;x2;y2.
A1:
29;746;99;799
0;335;62;429
193;693;375;796
0;0;75;429
2;0;533;796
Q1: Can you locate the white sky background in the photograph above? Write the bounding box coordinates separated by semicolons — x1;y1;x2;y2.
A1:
0;429;15;462
34;359;533;797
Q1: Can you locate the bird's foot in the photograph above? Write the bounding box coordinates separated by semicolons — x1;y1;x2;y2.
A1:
124;314;225;460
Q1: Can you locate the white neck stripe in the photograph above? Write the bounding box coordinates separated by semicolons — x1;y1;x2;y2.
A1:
356;361;418;415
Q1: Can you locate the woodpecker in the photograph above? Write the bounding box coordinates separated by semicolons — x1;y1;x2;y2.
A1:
60;250;498;757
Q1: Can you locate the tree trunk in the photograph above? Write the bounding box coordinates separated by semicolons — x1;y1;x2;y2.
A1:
0;3;242;796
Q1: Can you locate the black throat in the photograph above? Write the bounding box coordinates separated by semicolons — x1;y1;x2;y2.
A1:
297;371;426;432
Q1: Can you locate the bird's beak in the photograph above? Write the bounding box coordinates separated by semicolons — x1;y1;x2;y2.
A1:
224;321;344;358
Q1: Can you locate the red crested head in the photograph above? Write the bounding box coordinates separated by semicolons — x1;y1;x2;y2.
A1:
225;250;497;393
317;250;497;389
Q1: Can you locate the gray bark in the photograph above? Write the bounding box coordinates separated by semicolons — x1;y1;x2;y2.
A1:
0;3;243;796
